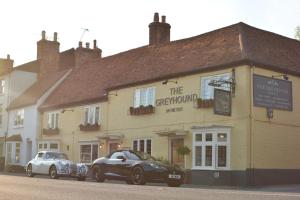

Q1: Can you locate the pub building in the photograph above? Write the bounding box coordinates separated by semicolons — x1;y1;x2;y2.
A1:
38;13;300;186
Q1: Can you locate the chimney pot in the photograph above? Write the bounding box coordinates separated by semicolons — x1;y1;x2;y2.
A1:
42;30;46;40
86;42;90;49
154;12;159;22
161;16;166;23
7;54;10;60
93;40;97;49
54;32;58;41
79;41;83;48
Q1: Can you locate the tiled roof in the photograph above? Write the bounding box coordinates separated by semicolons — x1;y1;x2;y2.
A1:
39;22;300;111
8;69;71;110
14;60;40;73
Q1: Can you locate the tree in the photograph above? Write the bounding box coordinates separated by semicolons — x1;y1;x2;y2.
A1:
295;26;300;40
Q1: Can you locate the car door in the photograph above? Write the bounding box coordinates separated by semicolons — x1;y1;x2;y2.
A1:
107;152;128;178
32;152;44;174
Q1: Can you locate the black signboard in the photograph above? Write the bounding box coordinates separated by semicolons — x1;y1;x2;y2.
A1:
253;74;293;111
214;89;231;116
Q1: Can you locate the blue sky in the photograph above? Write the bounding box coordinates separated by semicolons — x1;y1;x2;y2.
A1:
1;0;299;65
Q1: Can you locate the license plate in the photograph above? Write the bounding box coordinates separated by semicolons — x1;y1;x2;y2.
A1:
168;174;181;179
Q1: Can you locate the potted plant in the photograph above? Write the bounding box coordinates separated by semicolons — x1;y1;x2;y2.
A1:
177;145;191;168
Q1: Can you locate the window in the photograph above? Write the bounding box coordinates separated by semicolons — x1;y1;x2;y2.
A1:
37;152;44;159
80;144;98;163
47;112;59;129
110;152;125;159
200;73;231;99
6;142;21;164
84;106;100;125
0;80;5;94
193;129;230;170
38;142;59;152
13;109;24;127
134;87;155;107
132;139;152;155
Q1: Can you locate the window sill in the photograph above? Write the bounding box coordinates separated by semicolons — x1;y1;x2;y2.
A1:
79;123;100;132
191;167;230;171
42;128;60;135
13;125;24;129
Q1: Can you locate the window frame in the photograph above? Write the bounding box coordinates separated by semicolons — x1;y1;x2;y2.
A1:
200;73;231;100
13;109;24;128
133;87;156;108
79;143;99;164
132;138;152;155
192;128;231;170
38;141;60;152
0;79;5;95
6;142;21;164
47;112;59;129
83;105;100;125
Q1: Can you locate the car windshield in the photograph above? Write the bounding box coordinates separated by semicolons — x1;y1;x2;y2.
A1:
128;151;156;161
46;152;69;160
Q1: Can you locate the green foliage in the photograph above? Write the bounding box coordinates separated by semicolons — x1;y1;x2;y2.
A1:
177;145;191;156
295;26;300;40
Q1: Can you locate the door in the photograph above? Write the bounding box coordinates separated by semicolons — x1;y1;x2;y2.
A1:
171;138;184;167
26;141;32;163
109;143;119;154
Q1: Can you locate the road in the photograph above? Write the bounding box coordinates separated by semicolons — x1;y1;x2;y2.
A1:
1;174;300;200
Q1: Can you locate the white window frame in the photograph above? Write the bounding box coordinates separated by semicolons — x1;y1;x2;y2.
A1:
47;112;59;129
38;141;60;152
200;73;231;100
79;143;99;164
133;87;155;108
192;128;231;170
0;79;5;95
132;138;152;155
84;105;100;125
0;104;2;128
13;109;24;128
6;142;21;165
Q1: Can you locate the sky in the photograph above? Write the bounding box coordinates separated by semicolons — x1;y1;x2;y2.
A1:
0;0;300;66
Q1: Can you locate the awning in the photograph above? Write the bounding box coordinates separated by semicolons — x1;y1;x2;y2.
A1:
6;134;22;142
97;133;124;140
154;129;188;137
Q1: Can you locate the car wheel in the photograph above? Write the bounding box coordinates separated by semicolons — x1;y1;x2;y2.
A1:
27;164;34;177
94;166;105;182
131;166;146;185
49;166;58;179
167;182;181;187
126;180;133;185
77;177;86;181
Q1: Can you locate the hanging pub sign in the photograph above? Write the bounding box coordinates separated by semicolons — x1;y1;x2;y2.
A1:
253;74;292;111
214;89;231;116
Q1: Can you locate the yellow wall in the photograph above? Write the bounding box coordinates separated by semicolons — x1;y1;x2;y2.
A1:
250;67;300;169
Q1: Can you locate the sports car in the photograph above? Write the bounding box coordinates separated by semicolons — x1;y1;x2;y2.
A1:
26;151;88;181
91;150;185;187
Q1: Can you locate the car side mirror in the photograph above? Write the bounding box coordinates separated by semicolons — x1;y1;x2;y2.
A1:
117;155;126;162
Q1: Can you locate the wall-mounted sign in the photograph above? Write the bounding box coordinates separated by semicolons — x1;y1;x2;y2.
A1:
214;89;231;116
156;86;198;107
253;74;293;111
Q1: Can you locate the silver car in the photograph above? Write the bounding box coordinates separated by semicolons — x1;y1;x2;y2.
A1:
26;151;88;181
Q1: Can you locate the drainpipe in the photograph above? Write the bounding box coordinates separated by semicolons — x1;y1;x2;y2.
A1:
249;64;255;185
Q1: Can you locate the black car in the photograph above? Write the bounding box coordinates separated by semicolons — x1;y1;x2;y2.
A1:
91;150;185;187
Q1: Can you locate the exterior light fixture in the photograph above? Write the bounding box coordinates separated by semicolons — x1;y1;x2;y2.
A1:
208;69;236;96
103;92;118;96
117;144;121;148
99;143;104;149
272;74;289;80
61;109;74;113
162;80;178;85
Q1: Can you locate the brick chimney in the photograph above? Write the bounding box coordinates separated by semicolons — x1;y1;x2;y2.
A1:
149;13;171;45
75;39;102;67
37;31;60;76
0;54;14;74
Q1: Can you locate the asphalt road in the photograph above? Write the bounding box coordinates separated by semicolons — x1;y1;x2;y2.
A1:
1;174;300;200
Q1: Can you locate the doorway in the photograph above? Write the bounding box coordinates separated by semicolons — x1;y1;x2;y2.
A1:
109;142;119;154
170;138;184;167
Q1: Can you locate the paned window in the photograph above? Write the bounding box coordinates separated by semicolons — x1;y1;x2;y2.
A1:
13;109;24;127
80;144;99;163
200;73;231;99
47;112;59;129
0;80;5;94
134;87;155;107
132;139;152;155
84;106;100;124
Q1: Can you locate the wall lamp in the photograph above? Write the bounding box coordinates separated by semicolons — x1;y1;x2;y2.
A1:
61;109;74;113
272;74;289;80
104;92;118;96
162;79;178;85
